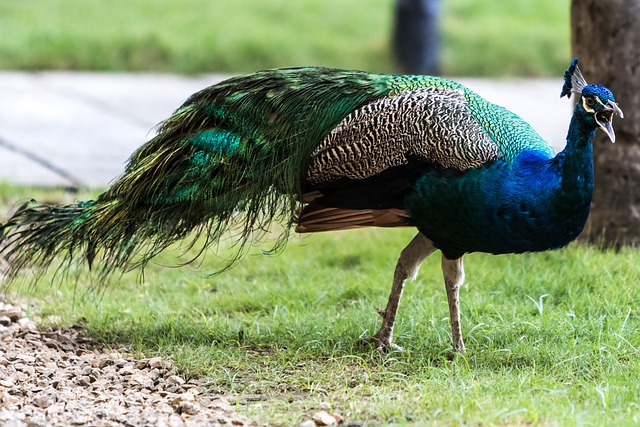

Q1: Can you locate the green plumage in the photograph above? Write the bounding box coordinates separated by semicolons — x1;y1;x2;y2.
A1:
0;68;396;278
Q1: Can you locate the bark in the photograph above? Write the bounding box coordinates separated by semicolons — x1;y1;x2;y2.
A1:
571;0;640;246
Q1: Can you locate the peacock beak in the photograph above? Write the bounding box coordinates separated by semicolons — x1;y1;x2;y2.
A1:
595;101;624;143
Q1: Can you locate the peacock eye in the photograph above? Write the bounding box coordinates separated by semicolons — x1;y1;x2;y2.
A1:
585;96;596;107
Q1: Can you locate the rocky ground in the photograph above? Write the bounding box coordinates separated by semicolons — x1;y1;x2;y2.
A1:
0;297;354;427
0;297;261;427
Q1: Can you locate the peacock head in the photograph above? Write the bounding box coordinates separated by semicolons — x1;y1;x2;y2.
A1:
560;57;624;142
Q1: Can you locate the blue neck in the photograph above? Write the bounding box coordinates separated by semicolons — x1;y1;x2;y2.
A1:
551;112;596;212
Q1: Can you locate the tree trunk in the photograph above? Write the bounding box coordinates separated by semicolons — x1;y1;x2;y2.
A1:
571;0;640;246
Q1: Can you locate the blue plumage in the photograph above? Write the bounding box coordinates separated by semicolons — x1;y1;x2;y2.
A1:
410;144;591;258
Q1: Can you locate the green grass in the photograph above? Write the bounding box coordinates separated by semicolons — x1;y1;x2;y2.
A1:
2;184;640;426
0;0;569;76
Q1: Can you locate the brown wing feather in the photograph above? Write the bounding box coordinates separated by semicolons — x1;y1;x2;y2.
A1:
296;201;411;233
306;88;501;186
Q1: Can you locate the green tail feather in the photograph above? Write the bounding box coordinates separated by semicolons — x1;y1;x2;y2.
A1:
0;67;396;280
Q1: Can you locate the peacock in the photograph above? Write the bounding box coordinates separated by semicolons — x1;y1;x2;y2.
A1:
0;58;622;353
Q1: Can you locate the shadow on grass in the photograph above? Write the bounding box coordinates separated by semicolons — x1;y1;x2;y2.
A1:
79;312;596;378
82;314;458;366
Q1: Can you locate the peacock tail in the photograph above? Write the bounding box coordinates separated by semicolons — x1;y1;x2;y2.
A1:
0;67;555;280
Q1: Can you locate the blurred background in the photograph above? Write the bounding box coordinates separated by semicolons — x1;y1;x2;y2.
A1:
0;0;569;76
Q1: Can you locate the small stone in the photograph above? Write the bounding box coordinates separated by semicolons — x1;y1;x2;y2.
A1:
12;372;27;383
164;375;186;393
168;413;184;427
134;359;149;369
117;365;136;376
210;397;232;411
32;389;57;408
11;371;29;383
94;409;107;419
186;377;206;387
0;391;20;408
90;357;113;369
16;355;36;364
74;376;91;387
15;364;35;376
166;375;185;386
70;414;91;425
0;309;21;322
0;316;11;326
157;402;174;414
169;391;196;406
148;368;162;381
26;411;47;427
45;402;65;416
148;357;164;369
113;358;127;368
313;410;338;426
34;367;55;378
178;401;200;416
17;318;35;330
128;373;154;389
297;420;317;427
0;379;15;388
102;365;117;375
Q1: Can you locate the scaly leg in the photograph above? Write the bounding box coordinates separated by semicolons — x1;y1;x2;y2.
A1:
442;255;465;353
372;232;436;352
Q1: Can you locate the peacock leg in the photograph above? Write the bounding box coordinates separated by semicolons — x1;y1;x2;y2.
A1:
442;255;466;353
371;232;436;352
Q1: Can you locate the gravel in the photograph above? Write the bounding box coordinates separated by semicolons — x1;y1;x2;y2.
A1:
0;297;261;427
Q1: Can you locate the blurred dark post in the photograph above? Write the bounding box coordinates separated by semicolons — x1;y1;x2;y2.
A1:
393;0;440;75
572;0;640;246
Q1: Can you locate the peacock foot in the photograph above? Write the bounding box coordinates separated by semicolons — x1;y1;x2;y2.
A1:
363;330;404;354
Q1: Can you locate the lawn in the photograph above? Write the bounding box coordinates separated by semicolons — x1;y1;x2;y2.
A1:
1;184;639;426
0;0;570;76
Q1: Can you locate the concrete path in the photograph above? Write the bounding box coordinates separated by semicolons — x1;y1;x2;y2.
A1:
0;72;571;188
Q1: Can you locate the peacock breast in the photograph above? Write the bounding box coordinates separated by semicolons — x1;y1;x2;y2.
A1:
406;149;593;259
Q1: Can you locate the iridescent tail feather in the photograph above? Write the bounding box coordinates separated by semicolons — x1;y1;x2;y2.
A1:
0;68;391;282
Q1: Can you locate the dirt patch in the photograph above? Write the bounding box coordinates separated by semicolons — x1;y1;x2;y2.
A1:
0;297;260;426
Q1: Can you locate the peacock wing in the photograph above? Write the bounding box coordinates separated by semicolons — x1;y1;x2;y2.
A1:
298;87;504;232
305;87;502;186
